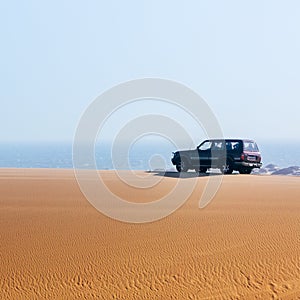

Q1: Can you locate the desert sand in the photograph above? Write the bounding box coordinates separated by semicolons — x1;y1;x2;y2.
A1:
0;168;300;299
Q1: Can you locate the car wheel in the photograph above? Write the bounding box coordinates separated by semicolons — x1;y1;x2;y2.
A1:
176;158;188;172
222;163;233;174
199;167;207;173
240;168;252;174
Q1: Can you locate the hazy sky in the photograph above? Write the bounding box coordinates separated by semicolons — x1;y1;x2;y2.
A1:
1;0;300;143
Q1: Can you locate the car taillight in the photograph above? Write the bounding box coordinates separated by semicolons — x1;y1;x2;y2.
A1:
241;153;245;161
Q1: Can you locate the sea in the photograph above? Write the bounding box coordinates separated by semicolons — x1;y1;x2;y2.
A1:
0;141;299;170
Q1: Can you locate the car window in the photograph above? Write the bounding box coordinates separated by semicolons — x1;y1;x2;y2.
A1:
226;141;241;151
243;141;259;152
211;141;224;150
199;141;212;151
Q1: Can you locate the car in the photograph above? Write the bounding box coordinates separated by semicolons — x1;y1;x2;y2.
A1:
171;139;262;174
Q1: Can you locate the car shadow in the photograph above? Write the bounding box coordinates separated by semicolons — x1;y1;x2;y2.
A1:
148;170;225;179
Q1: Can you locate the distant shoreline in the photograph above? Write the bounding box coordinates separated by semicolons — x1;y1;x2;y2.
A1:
0;165;299;176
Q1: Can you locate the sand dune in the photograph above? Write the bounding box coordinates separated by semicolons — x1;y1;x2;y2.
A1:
1;169;300;299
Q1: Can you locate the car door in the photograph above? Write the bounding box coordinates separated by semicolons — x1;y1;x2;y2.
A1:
210;140;226;168
197;141;212;167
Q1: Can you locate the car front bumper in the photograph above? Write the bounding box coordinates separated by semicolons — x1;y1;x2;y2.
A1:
171;158;177;165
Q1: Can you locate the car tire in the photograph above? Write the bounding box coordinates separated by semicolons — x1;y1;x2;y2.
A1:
199;167;207;173
240;168;252;174
221;163;233;174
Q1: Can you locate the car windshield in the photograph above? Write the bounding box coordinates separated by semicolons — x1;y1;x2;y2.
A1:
198;141;212;151
243;141;259;152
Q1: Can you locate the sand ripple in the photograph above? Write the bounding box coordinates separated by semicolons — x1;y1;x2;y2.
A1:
1;169;300;299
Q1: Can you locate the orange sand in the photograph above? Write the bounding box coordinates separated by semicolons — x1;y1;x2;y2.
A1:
0;169;300;299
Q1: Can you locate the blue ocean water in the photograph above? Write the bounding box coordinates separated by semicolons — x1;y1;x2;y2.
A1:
0;141;299;170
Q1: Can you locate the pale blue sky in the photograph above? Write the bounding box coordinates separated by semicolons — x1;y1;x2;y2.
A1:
1;0;300;143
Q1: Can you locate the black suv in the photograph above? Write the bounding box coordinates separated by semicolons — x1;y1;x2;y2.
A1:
171;139;262;174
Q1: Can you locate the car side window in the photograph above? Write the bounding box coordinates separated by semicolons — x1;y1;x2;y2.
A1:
226;142;233;151
199;141;212;151
211;141;224;150
226;142;240;151
244;141;258;152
